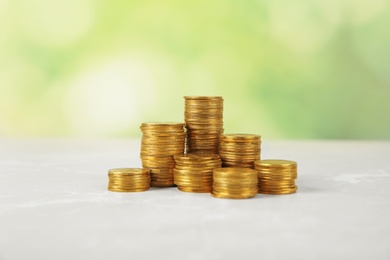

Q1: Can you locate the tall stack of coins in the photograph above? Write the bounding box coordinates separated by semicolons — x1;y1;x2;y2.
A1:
254;159;298;194
174;153;222;193
140;122;185;187
184;96;224;154
108;168;150;192
220;134;261;168
212;168;258;199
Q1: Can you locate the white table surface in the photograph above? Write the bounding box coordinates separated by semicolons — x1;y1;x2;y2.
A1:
1;139;389;260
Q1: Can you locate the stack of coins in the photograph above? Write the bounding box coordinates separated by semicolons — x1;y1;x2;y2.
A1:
220;134;261;168
254;159;298;194
174;153;222;193
184;96;224;154
212;168;258;199
140;122;185;187
108;168;150;192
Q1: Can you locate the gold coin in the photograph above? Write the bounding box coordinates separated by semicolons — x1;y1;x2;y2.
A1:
174;166;216;172
184;95;223;99
141;122;184;128
175;153;220;160
174;180;212;186
255;159;297;168
211;191;257;199
259;185;298;195
177;186;212;193
108;187;150;192
142;155;180;160
219;134;261;170
150;182;175;187
211;167;258;199
222;164;255;169
222;133;260;138
141;140;185;144
221;147;260;151
184;96;224;164
220;153;260;158
255;159;298;195
108;168;149;175
107;168;150;192
258;174;297;180
174;175;212;181
173;151;221;193
213;167;257;176
175;163;220;167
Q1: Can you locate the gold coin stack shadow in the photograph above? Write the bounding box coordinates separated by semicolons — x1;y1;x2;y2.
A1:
174;153;222;193
255;160;298;194
108;168;150;192
140;122;185;187
220;134;261;168
107;96;299;199
184;96;224;154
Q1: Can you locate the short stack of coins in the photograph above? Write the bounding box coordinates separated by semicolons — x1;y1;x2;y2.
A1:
108;168;150;192
211;168;258;199
184;96;224;154
140;122;185;187
220;134;261;168
254;159;298;194
174;153;222;193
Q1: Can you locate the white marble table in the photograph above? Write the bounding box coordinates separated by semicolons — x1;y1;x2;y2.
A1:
1;139;389;260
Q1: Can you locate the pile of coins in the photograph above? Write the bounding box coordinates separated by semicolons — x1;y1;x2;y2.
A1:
220;134;261;168
212;168;258;199
174;153;222;193
184;96;224;154
255;159;298;194
107;96;299;198
108;168;150;192
140;122;185;187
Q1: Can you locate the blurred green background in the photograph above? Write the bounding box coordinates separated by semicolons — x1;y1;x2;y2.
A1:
1;0;389;139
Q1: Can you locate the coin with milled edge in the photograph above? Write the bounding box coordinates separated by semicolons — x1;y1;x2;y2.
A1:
140;122;185;187
219;134;261;169
184;96;224;154
108;168;150;192
211;167;258;199
255;159;298;195
173;153;222;193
